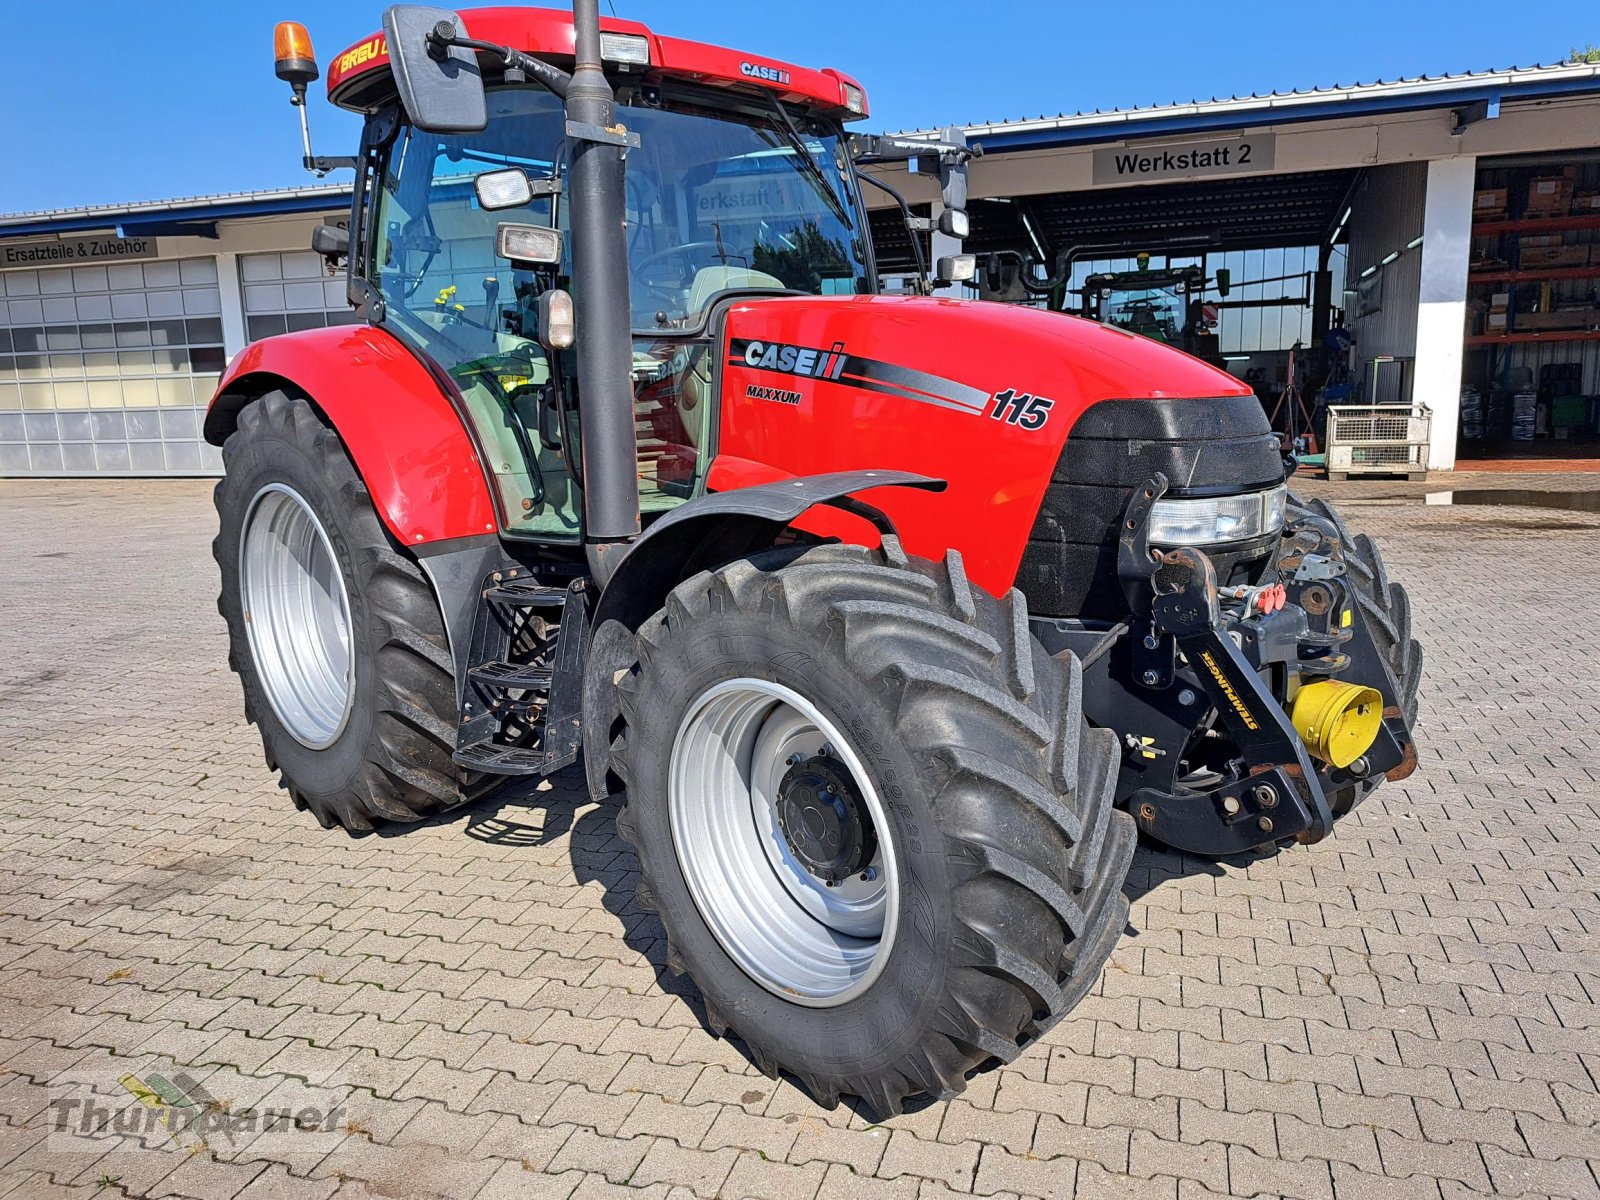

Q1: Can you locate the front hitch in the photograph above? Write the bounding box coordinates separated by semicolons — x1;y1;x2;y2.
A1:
1104;474;1413;856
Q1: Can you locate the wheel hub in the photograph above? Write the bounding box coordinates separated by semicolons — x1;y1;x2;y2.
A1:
239;483;355;750
669;679;898;1006
775;756;878;884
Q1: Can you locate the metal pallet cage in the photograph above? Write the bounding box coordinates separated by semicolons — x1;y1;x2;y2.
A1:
1325;403;1432;480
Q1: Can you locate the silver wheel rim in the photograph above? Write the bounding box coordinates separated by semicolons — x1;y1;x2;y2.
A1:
669;678;898;1007
239;483;355;750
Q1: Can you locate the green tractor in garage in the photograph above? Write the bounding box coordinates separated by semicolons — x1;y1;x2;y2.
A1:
207;1;1421;1116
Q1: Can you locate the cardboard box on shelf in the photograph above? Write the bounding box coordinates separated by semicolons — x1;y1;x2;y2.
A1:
1474;187;1508;216
1520;245;1591;269
1486;310;1509;331
1491;292;1511;309
1526;173;1576;215
1572;191;1600;213
1517;309;1594;332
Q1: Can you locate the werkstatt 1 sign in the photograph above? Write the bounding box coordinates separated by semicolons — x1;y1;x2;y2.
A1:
1092;135;1275;186
0;235;160;270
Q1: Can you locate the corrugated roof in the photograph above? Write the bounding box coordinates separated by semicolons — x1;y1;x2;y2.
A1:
0;183;349;228
5;60;1599;227
897;60;1600;142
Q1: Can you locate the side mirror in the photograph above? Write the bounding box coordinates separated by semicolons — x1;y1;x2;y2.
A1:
310;222;350;261
1215;268;1232;297
475;168;533;211
381;5;487;134
937;208;969;238
496;222;564;268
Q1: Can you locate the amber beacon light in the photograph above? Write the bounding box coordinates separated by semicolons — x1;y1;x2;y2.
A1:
274;21;340;174
274;21;320;92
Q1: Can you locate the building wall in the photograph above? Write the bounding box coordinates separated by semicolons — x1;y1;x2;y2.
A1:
0;212;346;477
1343;162;1427;404
870;96;1600;207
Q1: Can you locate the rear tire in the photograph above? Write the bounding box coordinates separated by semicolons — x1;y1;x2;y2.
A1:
1290;492;1422;812
614;541;1135;1117
213;390;474;833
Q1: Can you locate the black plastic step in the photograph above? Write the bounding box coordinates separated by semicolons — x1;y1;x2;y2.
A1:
453;741;548;774
469;660;555;691
484;579;569;606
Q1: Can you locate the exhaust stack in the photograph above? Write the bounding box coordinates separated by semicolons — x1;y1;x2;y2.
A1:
566;0;640;581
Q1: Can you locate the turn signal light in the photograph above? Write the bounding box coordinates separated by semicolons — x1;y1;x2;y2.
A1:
274;21;319;87
1291;680;1383;769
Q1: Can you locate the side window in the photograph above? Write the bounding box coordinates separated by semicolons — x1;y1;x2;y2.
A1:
370;90;578;539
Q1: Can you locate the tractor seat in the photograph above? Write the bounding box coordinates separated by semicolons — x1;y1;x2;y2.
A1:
685;264;785;317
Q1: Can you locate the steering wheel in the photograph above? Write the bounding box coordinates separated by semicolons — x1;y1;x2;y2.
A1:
633;241;724;303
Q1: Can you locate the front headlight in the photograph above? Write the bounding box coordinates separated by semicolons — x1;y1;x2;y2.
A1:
1147;484;1288;546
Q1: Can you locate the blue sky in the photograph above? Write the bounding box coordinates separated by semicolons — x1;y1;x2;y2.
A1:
1;0;1594;215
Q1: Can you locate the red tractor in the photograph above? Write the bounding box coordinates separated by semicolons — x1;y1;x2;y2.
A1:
210;3;1420;1116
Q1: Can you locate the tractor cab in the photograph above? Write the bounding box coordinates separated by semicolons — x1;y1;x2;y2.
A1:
314;8;877;542
1079;262;1226;366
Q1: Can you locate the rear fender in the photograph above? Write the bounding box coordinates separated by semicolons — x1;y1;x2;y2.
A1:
205;325;498;546
581;470;944;800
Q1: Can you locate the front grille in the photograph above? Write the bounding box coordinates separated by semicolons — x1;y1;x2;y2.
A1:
1015;395;1284;620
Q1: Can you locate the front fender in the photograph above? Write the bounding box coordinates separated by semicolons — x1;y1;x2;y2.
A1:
581;469;944;799
206;325;498;546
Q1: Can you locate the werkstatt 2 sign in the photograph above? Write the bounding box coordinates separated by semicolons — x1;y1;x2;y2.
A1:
0;235;160;270
1092;135;1275;186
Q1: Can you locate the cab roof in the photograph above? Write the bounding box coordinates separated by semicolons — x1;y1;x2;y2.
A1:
327;6;868;120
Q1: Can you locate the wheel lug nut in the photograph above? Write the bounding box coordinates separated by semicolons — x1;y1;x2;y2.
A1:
860;867;877;882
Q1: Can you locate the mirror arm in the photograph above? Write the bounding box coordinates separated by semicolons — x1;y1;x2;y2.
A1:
848;133;980;167
433;30;573;99
855;171;931;295
306;155;361;177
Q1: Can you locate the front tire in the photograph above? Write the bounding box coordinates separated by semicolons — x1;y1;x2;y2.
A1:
614;541;1135;1117
1291;492;1422;812
213;390;473;833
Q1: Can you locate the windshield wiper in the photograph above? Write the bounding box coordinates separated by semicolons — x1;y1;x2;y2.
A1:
760;95;853;231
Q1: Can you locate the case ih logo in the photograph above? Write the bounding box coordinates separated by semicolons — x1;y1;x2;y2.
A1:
737;339;847;380
731;339;1054;429
740;62;791;85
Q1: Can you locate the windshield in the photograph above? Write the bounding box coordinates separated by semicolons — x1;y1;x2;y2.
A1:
617;97;871;327
366;86;869;542
1101;285;1186;344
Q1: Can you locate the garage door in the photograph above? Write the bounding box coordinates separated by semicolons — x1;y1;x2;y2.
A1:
239;250;356;341
0;257;227;476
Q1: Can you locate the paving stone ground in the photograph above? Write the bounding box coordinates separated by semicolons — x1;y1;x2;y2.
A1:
1;473;1597;1200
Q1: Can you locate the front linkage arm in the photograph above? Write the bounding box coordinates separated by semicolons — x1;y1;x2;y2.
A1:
1110;473;1416;856
1139;542;1334;854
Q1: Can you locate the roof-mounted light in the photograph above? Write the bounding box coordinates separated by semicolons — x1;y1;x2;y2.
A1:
842;82;866;116
273;21;319;90
599;32;650;68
